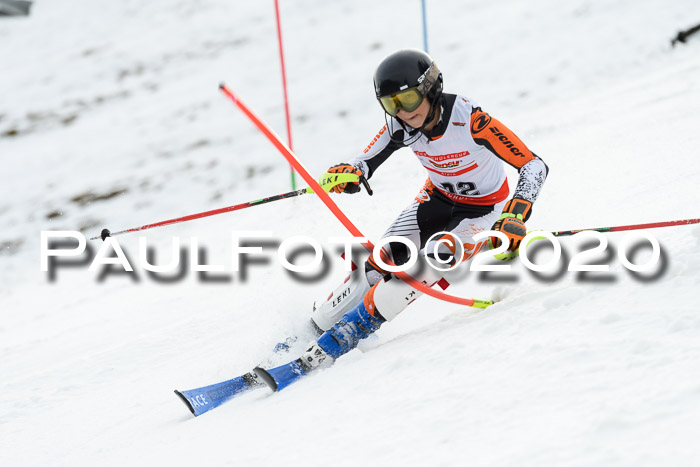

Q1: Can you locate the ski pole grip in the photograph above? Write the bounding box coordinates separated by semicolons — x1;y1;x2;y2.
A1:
360;174;373;196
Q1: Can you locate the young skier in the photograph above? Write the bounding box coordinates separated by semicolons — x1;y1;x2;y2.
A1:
254;48;549;391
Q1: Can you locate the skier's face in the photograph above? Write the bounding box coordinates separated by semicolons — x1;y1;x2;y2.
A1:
397;97;431;128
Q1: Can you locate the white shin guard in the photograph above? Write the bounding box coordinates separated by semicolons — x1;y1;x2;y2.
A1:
310;268;372;332
365;261;446;322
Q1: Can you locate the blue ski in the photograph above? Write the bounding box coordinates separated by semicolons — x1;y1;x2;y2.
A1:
175;371;264;416
254;360;308;392
174;336;303;416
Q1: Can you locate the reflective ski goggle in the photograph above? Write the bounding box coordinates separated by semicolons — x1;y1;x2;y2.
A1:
378;87;424;117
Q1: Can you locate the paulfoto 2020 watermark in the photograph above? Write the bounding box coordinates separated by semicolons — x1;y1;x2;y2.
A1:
40;229;665;283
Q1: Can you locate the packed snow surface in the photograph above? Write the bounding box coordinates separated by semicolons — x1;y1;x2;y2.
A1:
1;1;700;466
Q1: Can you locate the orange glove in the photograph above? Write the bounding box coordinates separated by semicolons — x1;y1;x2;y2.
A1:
327;163;363;194
490;198;532;252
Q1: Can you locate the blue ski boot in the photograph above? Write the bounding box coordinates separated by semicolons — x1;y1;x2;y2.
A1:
254;302;385;391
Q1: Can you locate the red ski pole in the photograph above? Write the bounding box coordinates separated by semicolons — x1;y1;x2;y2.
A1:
551;218;700;237
91;187;311;241
90;172;365;241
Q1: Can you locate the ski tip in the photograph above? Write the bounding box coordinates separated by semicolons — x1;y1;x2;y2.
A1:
253;367;278;392
174;390;196;416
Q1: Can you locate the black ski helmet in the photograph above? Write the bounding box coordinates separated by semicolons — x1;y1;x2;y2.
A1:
373;49;443;107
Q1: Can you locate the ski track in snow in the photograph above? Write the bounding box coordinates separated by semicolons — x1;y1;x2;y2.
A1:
1;0;700;466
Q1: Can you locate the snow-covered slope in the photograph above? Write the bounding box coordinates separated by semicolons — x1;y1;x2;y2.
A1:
1;1;699;466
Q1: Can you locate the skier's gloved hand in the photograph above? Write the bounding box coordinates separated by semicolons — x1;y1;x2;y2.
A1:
326;163;363;194
490;198;532;252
